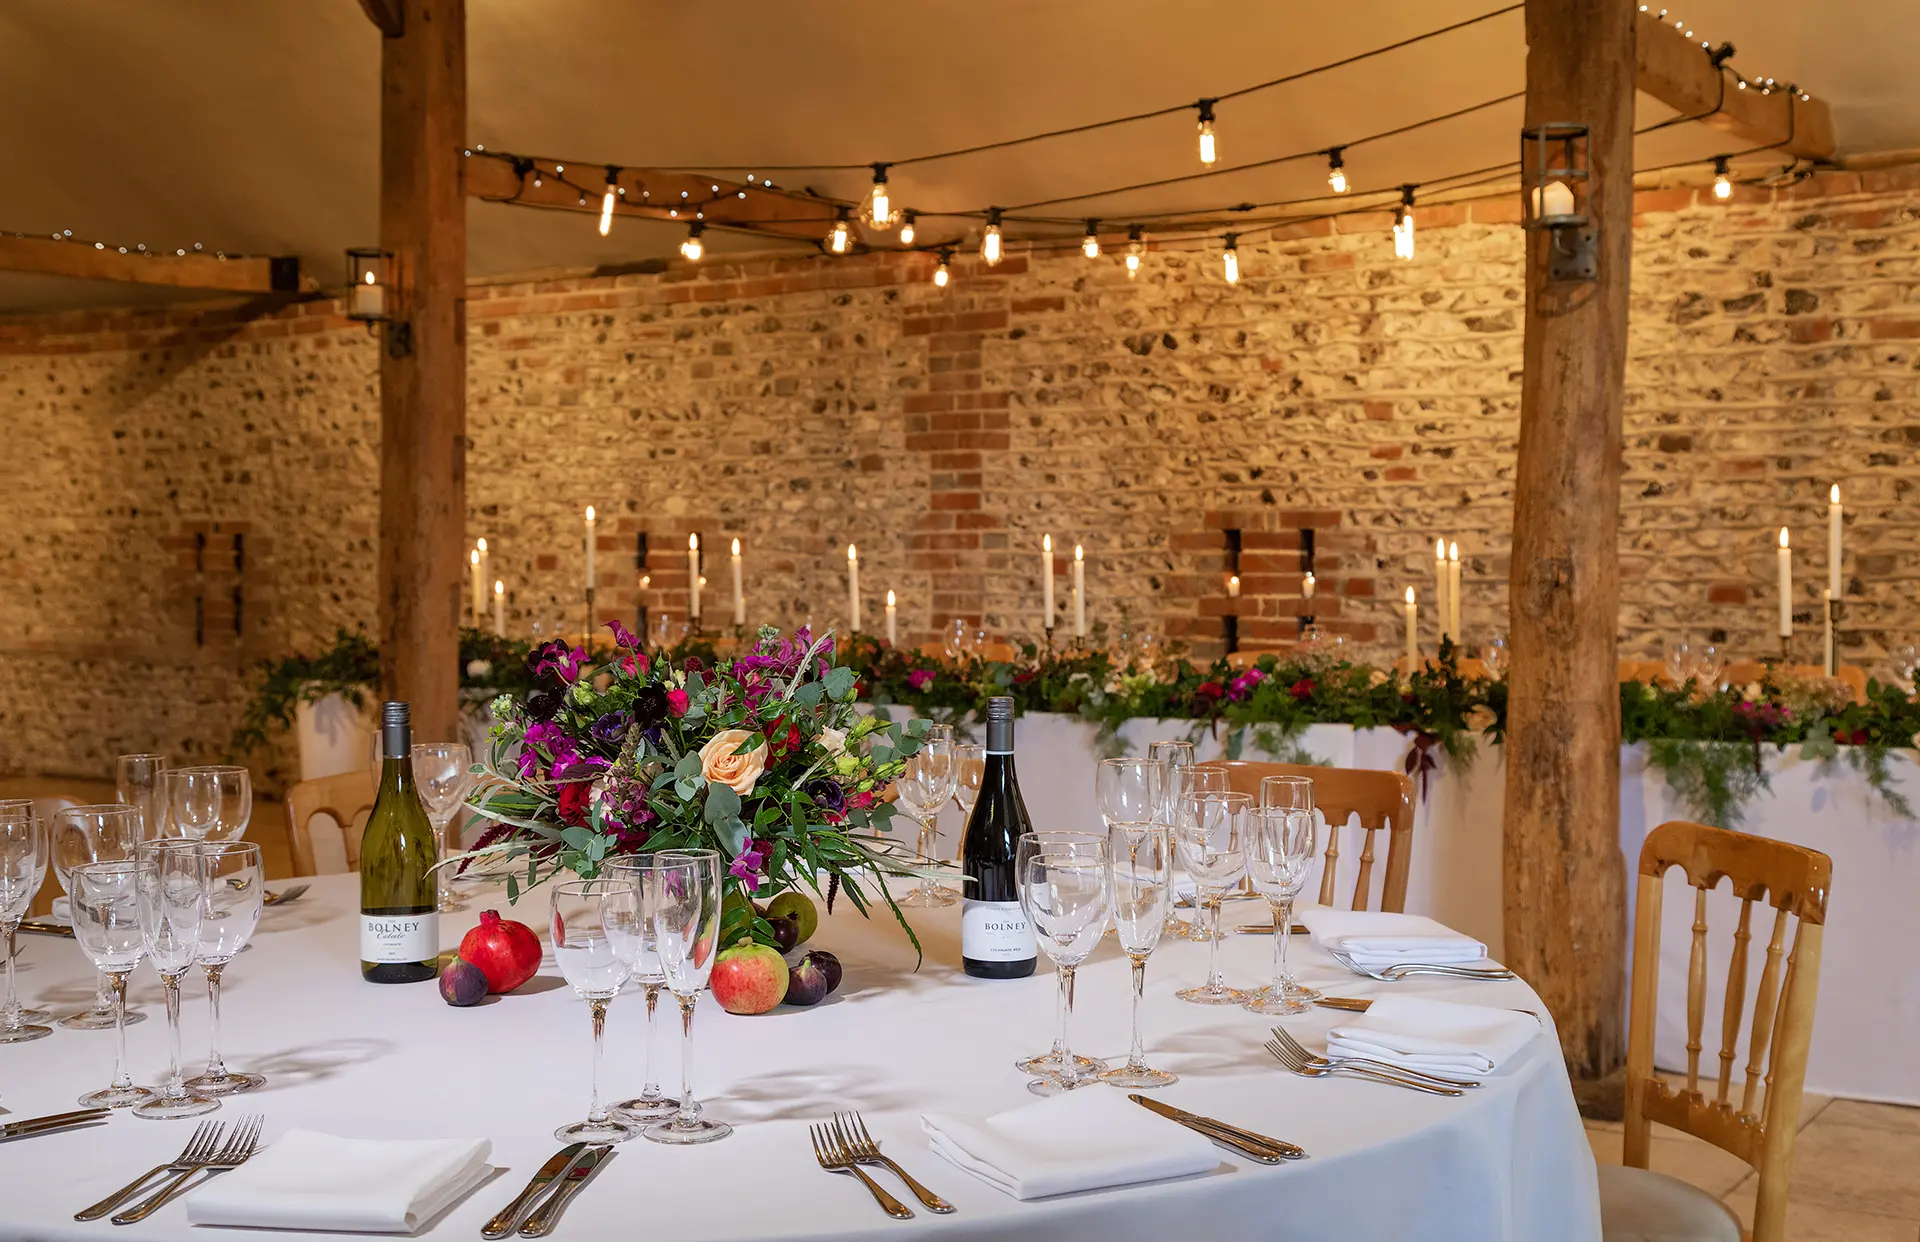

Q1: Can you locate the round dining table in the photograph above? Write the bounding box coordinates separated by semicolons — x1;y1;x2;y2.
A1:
0;872;1600;1241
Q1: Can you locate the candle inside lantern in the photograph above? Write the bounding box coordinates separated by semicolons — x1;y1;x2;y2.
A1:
1404;586;1418;670
1041;535;1055;628
469;548;483;627
846;544;861;632
584;507;597;589
1530;179;1576;219
1777;527;1792;638
730;538;744;626
1072;544;1086;639
687;534;701;620
1447;541;1462;646
1227;574;1241;598
1828;484;1843;597
493;579;505;636
1302;571;1316;603
885;589;898;645
350;270;383;318
1434;538;1450;644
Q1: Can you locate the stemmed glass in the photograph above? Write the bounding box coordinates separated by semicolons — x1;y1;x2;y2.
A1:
170;767;252;842
116;754;172;839
53;804;149;1030
70;859;154;1108
1665;639;1696;687
647;849;731;1145
1173;790;1252;1005
951;745;985;837
0;811;50;1043
894;725;957;907
1243;776;1320;1017
1694;644;1722;693
550;878;641;1144
1013;832;1109;1077
183;842;266;1096
604;856;679;1123
133;841;219;1119
1021;841;1112;1096
1100;823;1177;1088
411;742;475;913
1481;635;1509;679
1096;757;1162;829
1147;741;1198;941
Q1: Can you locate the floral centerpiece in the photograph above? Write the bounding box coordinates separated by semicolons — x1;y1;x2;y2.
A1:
461;623;945;953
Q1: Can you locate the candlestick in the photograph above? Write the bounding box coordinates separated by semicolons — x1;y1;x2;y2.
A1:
730;538;744;627
1434;537;1449;644
885;589;897;646
584;585;596;648
1823;587;1834;674
1072;544;1086;639
469;548;483;627
846;544;861;632
584;507;597;590
687;534;701;621
493;579;505;636
1446;541;1462;646
1041;534;1055;626
1404;586;1418;670
1828;484;1842;598
1776;527;1792;639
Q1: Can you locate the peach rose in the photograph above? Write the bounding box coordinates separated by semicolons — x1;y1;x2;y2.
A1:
698;728;767;797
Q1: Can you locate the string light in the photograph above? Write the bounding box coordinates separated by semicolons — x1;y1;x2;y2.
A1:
981;208;1004;266
1195;99;1218;167
1221;233;1240;284
898;210;917;246
680;222;705;262
862;163;893;229
1711;155;1732;200
1125;225;1144;277
1081;219;1101;259
933;247;952;288
1393;185;1416;260
826;206;853;254
1326;147;1348;194
598;167;619;236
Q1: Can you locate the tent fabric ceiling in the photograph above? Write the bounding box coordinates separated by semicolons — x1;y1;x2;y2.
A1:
1;0;1911;314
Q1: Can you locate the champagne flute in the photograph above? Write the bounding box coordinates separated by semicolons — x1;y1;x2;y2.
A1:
550;878;641;1143
52;804;148;1030
0;811;50;1043
604;856;679;1122
133;841;219;1119
1173;791;1251;1005
1147;741;1198;940
950;744;985;855
1100;823;1177;1088
170;766;252;843
0;800;51;1026
183;842;266;1096
410;741;475;913
647;849;731;1145
1096;757;1162;829
116;753;171;840
70;859;155;1108
1013;832;1109;1076
894;725;957;907
1244;776;1320;1017
1021;843;1111;1096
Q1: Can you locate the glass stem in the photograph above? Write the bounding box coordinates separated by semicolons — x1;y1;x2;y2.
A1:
641;983;661;1097
108;971;134;1091
93;970;111;1015
1126;955;1148;1071
916;817;935;897
1056;965;1078;1084
586;998;609;1124
162;973;185;1099
675;992;699;1126
433;816;450;908
1277;896;1295;989
1205;893;1224;990
203;963;228;1079
1;921;19;1028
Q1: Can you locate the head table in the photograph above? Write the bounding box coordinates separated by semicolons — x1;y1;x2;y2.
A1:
0;872;1598;1242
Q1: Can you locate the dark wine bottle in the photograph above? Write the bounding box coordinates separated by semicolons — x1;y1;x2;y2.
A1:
359;701;440;983
960;696;1037;979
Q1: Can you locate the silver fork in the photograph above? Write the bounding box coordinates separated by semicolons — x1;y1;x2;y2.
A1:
1323;944;1516;981
263;883;310;907
75;1120;224;1221
112;1114;265;1224
1268;1026;1481;1090
1265;1038;1463;1097
810;1122;913;1219
832;1112;953;1214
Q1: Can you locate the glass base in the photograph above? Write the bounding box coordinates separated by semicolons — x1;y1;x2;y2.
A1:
184;1070;265;1097
1242;982;1320;1016
435;892;470;913
1176;983;1249;1006
81;1083;155;1109
60;1007;145;1030
12;1006;52;1024
611;1094;678;1121
555;1116;640;1144
1099;1063;1178;1089
644;1116;732;1145
895;885;958;909
1015;1050;1107;1075
133;1092;221;1120
1027;1071;1101;1097
0;1022;51;1044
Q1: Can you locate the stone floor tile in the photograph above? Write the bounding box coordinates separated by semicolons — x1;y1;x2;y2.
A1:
1781;1119;1920;1219
1818;1099;1920;1136
1721;1176;1917;1242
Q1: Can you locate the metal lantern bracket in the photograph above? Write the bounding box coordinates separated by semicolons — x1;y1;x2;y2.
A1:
1520;122;1596;283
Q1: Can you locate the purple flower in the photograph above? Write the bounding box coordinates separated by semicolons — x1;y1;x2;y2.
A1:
524;688;564;722
604;619;639;652
589;710;630;748
907;668;935;692
805;777;847;817
728;838;770;895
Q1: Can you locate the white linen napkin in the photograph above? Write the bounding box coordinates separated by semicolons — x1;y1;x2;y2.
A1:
186;1129;493;1234
1298;908;1489;968
1326;995;1541;1075
921;1087;1218;1200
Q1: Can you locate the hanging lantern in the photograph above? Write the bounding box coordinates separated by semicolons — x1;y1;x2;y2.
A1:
345;248;393;323
1519;122;1595;281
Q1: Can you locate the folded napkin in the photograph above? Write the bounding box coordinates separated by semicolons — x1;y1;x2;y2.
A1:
921;1087;1218;1200
187;1130;493;1234
1327;995;1541;1075
1298;908;1489;969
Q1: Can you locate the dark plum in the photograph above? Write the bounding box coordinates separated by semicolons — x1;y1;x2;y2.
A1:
767;914;801;954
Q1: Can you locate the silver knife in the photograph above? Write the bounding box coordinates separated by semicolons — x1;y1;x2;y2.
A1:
1234;924;1310;935
1;1108;110;1140
1128;1095;1306;1161
482;1144;588;1239
518;1145;611;1237
17;920;75;939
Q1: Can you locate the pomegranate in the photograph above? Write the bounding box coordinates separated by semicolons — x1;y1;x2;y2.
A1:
458;911;543;994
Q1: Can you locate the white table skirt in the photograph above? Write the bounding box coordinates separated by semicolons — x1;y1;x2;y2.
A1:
0;873;1597;1242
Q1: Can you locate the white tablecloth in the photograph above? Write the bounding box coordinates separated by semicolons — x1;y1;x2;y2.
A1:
0;873;1597;1241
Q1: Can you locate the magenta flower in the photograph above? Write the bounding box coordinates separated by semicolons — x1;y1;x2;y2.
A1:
907;668;935;692
728;838;770;894
604;619;639;652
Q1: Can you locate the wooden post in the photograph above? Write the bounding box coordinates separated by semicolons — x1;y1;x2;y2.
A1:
376;0;466;744
1503;0;1634;1080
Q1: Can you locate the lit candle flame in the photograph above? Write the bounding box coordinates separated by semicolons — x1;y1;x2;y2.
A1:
688;533;697;551
1830;483;1841;504
847;543;857;561
1043;534;1052;553
469;549;479;566
886;589;896;607
585;505;595;523
1405;585;1416;603
494;579;503;597
731;538;741;555
1779;527;1790;549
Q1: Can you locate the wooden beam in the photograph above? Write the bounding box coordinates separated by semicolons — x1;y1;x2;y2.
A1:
377;0;465;745
1634;10;1835;160
357;0;404;37
0;235;300;292
1504;0;1633;1080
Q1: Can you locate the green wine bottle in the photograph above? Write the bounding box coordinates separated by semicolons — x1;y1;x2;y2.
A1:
360;701;440;983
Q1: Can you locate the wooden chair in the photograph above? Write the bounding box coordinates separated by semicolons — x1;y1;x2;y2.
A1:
1602;820;1831;1242
285;769;377;877
1196;760;1416;912
976;640;1021;663
1618;659;1667;684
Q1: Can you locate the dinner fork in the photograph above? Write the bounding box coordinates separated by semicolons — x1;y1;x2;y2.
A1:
261;883;310;907
832;1112;953;1214
1264;1038;1463;1097
76;1119;224;1220
1267;1026;1481;1091
1323;944;1516;982
809;1122;913;1219
112;1114;265;1224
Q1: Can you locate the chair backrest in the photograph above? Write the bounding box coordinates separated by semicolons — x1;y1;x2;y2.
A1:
976;640;1021;663
1720;661;1866;705
916;640;949;661
1393;655;1492;680
285;769;378;877
1225;650;1273;670
1625;820;1830;1242
1197;760;1416;912
1618;659;1665;684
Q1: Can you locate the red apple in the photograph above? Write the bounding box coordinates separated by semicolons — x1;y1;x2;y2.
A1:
710;939;789;1015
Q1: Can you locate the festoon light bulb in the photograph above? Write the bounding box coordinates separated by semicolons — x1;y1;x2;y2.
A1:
933;248;952;288
981;208;1003;266
827;207;853;254
1125;225;1144;277
1326;147;1348;194
1195;99;1218;167
898;210;917;246
1393;186;1417;260
863;163;893;229
1712;155;1733;200
680;222;705;262
599;167;620;237
1221;234;1240;285
1081;219;1101;259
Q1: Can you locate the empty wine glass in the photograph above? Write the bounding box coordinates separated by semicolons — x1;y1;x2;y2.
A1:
116;753;171;840
1147;741;1199;941
0;811;49;1044
1695;644;1722;691
1096;757;1162;829
894;725;957;907
1665;639;1696;687
550;878;641;1143
1100;823;1177;1088
53;804;148;1030
411;741;475;913
1481;634;1509;679
1244;777;1320;1017
1022;843;1111;1096
183;842;266;1096
133;841;218;1119
1891;644;1918;690
943;618;969;661
951;744;986;837
1013;832;1109;1077
648;849;730;1145
71;859;154;1108
170;766;252;843
1173;791;1252;1005
604;855;678;1123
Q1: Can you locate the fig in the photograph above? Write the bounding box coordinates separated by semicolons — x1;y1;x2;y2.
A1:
765;891;819;943
808;949;843;995
439;956;488;1007
767;913;800;954
783;954;829;1007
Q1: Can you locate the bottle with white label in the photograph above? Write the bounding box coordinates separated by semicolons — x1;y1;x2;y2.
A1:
360;701;440;983
961;696;1037;979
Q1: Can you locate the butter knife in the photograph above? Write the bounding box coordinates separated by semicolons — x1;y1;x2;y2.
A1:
518;1145;611;1238
1234;924;1310;935
1;1109;111;1142
482;1144;587;1239
1313;996;1376;1012
1127;1095;1305;1162
17;920;75;939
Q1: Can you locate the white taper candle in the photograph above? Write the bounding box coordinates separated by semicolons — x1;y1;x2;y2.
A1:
847;544;860;632
1072;544;1086;638
1777;528;1792;638
687;534;701;619
584;507;596;589
1042;534;1055;628
730;538;744;626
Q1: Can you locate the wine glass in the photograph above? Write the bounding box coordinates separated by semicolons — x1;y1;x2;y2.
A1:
893;725;957;908
550;878;641;1143
1481;634;1509;679
170;766;252;842
1100;823;1177;1088
183;842;266;1096
603;855;679;1123
0;811;49;1044
1096;758;1161;829
942;619;968;661
1695;644;1722;692
133;841;218;1119
1665;639;1696;687
1021;842;1111;1096
1891;644;1918;690
950;744;985;838
1173;791;1252;1005
411;741;475;913
116;753;171;839
1147;741;1198;940
647;849;731;1145
71;859;154;1108
52;804;149;1030
1244;777;1320;1017
1012;832;1109;1077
